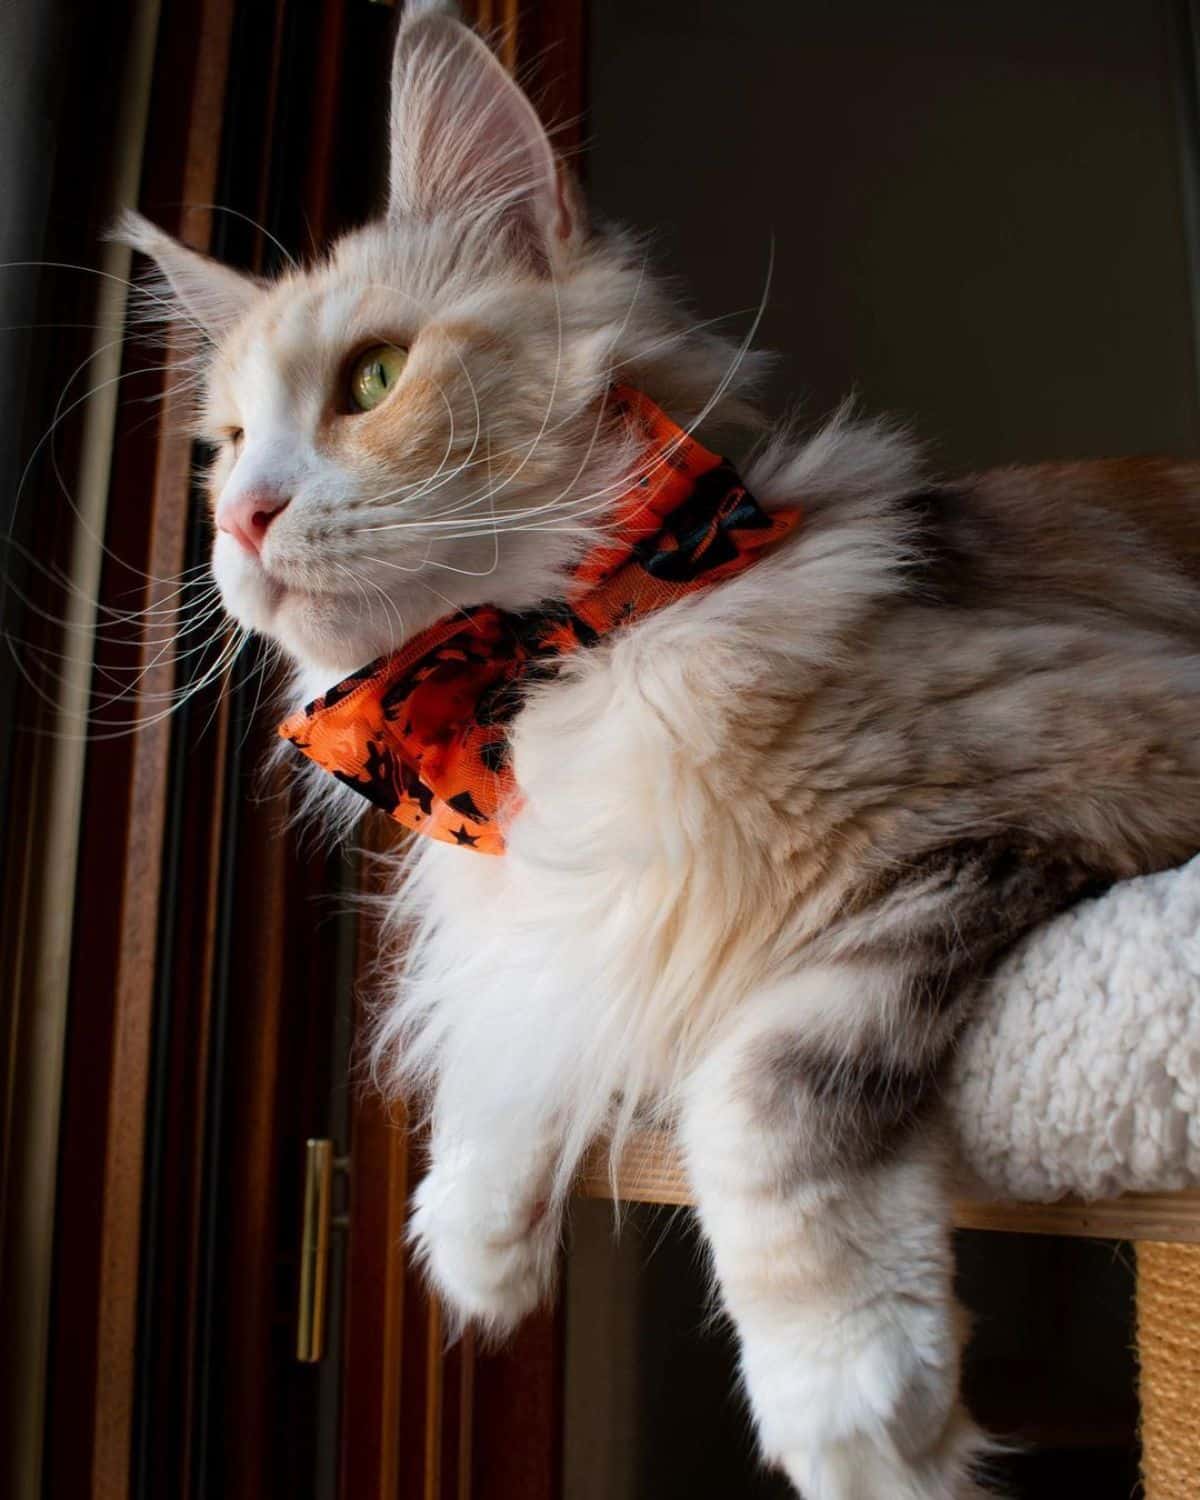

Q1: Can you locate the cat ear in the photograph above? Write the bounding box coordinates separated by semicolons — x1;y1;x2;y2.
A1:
110;210;260;334
387;2;579;257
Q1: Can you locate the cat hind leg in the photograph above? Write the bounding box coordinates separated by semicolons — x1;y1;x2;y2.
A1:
681;971;992;1500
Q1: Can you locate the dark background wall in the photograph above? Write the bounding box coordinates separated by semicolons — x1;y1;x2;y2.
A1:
587;0;1200;472
0;4;65;517
566;3;1196;1496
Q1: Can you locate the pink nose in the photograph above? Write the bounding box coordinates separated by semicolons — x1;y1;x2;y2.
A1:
216;487;291;556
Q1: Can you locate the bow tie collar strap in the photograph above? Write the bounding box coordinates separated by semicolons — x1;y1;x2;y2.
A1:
278;386;801;854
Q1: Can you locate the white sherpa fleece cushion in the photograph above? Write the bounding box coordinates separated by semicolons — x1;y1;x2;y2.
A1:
951;853;1200;1202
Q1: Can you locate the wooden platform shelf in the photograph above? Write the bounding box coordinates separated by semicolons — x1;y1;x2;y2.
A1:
578;1128;1200;1245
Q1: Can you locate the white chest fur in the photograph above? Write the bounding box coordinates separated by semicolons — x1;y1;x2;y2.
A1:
374;443;919;1190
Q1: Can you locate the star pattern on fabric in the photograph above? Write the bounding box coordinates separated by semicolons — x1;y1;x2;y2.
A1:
278;385;801;856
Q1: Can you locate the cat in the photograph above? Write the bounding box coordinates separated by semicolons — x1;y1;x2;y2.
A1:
117;2;1200;1495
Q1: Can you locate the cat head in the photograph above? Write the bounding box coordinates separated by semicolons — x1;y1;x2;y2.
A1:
117;0;759;687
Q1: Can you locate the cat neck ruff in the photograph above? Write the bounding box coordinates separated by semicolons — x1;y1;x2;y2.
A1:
278;386;801;853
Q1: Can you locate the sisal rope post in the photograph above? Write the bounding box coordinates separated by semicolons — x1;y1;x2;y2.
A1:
1137;1240;1200;1496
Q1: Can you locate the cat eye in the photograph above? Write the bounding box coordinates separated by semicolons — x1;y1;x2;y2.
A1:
347;344;408;413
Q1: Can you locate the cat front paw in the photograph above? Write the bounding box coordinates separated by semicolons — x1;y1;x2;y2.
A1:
409;1163;558;1337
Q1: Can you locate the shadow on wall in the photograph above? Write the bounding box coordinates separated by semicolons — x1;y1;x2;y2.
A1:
587;0;1200;472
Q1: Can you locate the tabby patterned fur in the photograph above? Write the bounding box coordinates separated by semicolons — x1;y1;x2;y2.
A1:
119;3;1200;1495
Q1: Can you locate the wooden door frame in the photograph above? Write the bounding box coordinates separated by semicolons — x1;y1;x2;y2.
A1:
336;8;586;1498
0;3;170;1495
43;2;241;1496
40;1;353;1495
29;3;588;1499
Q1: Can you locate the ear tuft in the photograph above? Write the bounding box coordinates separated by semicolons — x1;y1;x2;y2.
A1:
109;210;260;338
107;207;170;259
387;6;580;259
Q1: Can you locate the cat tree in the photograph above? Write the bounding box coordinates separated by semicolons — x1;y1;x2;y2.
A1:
581;854;1200;1496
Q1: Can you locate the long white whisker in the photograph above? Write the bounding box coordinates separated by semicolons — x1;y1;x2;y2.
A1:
2;570;226;650
363;241;774;547
332;559;376;630
235;641;279;752
352;248;653;541
340;281;490;519
355;563;409;645
411;575;481;627
13;605;231;696
0;258;217;350
17;575;234;694
5;622;248;739
9;340;214;595
182;202;298;271
347;253;566;538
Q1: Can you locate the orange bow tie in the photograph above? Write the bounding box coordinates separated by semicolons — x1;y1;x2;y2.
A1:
278;387;800;853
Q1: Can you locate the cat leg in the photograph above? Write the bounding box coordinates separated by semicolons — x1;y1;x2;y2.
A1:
408;1028;570;1338
680;970;987;1500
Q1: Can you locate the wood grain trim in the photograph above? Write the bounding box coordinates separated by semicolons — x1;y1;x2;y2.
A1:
381;1117;411;1499
338;818;412;1499
457;1331;476;1500
338;1024;415;1498
518;0;586;159
424;1296;446;1496
211;748;294;1500
577;1129;1200;1244
336;12;578;1499
96;386;230;1500
46;5;240;1499
469;0;520;73
467;1312;565;1500
952;1192;1200;1244
90;0;240;1478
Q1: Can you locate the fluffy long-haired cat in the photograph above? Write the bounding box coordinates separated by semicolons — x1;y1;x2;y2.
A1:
118;2;1200;1495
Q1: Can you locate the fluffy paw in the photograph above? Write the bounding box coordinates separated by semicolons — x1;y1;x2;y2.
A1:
409;1163;558;1337
778;1406;993;1500
744;1301;989;1499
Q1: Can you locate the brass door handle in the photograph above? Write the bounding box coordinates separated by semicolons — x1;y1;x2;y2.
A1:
296;1139;349;1363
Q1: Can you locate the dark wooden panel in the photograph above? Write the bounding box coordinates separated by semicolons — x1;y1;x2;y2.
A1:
43;4;587;1499
339;1091;412;1500
137;5;386;1499
470;1315;565;1500
46;4;239;1498
335;8;584;1497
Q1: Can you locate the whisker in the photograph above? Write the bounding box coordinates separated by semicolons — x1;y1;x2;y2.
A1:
5;622;248;740
235;641;280;753
8;339;212;594
355;242;773;548
17;605;236;708
180;202;299;272
350;248;652;540
411;575;479;627
0;258;217;351
1;562;225;647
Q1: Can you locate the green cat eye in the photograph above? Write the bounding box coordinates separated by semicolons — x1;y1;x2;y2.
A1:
348;343;408;412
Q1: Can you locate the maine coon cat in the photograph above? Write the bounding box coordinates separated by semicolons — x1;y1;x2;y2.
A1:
118;2;1200;1495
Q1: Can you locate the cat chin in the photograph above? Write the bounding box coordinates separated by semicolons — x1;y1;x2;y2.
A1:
214;572;281;636
266;595;398;682
213;568;372;683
